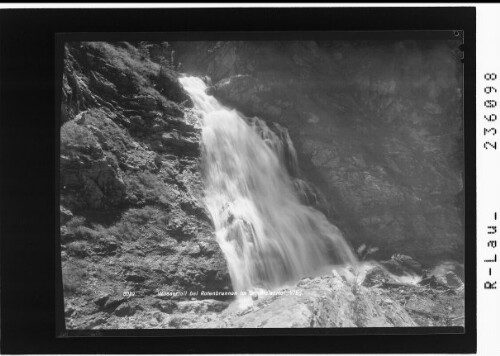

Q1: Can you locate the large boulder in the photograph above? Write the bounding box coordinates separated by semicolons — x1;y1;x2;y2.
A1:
188;273;416;328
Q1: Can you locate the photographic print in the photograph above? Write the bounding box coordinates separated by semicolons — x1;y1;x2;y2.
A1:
59;36;465;330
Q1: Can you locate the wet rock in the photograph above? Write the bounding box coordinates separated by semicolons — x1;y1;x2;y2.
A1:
190;274;415;328
155;68;193;106
362;265;397;287
418;275;445;289
94;295;110;308
90;70;118;97
392;254;423;275
379;259;405;276
131;95;157;111
201;75;212;86
380;254;422;276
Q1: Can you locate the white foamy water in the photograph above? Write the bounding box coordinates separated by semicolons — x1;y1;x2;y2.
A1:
179;76;357;292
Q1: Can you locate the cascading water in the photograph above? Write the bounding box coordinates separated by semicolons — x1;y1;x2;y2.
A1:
179;76;357;293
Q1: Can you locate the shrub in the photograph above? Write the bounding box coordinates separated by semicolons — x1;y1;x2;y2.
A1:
86;42;160;87
66;241;90;258
65;215;86;230
138;41;153;60
75;226;102;240
63;216;108;242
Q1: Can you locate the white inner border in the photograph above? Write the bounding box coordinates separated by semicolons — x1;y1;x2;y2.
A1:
0;3;498;356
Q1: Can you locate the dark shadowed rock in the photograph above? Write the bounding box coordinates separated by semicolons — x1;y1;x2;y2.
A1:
125;272;147;283
94;295;109;308
361;265;397;287
60;205;74;224
131;95;157;111
96;295;126;313
392;254;423;274
419;275;446;289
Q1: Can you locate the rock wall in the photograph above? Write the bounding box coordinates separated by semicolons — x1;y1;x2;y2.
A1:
60;42;231;329
174;40;464;266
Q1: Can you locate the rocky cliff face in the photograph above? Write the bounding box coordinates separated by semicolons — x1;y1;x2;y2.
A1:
174;40;464;266
60;42;231;329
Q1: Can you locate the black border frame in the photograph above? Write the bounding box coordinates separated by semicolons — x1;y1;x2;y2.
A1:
54;29;466;339
0;7;476;354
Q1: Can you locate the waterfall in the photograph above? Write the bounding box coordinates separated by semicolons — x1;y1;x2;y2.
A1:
179;76;357;292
